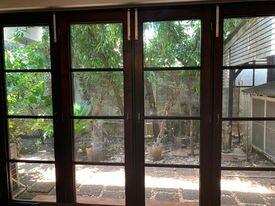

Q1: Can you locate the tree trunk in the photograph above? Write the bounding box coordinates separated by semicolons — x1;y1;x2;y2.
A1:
111;80;124;115
89;89;105;161
188;101;194;156
157;83;180;144
145;79;159;137
187;78;195;156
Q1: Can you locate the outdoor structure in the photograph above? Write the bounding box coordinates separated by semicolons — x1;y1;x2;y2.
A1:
243;82;275;161
223;16;275;67
223;16;275;165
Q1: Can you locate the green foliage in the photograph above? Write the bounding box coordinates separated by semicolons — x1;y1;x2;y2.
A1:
5;27;50;69
31;119;53;143
73;72;124;116
5;27;52;146
144;20;201;67
74;102;91;138
7;72;52;115
74;101;91;116
71;23;123;68
5;19;241;149
144;20;201;98
9;119;53;145
223;18;247;40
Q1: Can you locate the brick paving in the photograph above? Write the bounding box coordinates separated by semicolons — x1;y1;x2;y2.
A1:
14;165;275;206
16;183;275;206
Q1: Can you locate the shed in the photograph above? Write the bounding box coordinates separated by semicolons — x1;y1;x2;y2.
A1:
242;82;275;161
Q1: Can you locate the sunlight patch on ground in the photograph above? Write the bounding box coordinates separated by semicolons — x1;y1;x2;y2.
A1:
75;167;125;186
145;175;199;190
17;164;274;195
18;163;56;182
221;178;273;194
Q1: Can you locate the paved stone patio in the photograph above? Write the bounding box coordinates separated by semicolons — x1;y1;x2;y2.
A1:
12;164;275;206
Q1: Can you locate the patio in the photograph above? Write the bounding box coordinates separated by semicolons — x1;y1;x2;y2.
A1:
12;163;275;206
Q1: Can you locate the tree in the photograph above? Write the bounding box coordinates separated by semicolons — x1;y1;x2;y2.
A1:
223;18;246;40
6;20;202;159
144;20;201;156
223;18;247;152
5;27;53;151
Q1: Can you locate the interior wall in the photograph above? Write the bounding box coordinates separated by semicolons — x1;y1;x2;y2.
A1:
0;0;202;12
0;0;265;12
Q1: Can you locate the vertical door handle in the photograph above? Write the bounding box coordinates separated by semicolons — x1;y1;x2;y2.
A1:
127;9;131;41
53;13;57;43
135;8;138;40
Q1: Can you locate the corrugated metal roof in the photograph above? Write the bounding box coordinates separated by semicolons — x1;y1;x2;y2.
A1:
242;81;275;98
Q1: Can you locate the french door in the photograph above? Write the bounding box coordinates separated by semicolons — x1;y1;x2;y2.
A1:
58;10;134;205
0;7;215;206
134;7;214;206
0;13;60;204
215;3;275;206
56;7;214;206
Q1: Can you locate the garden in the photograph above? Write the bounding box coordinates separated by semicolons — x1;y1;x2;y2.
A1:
4;18;275;205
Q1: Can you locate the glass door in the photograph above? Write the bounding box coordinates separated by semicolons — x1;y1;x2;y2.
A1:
218;7;275;206
0;6;214;206
135;7;213;206
0;14;58;203
59;10;133;205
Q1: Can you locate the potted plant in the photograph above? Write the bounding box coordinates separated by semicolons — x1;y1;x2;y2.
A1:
148;142;163;161
148;121;166;161
86;143;94;161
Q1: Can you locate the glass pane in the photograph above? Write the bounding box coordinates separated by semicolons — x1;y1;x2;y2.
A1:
9;119;54;161
221;170;275;206
73;72;124;116
267;100;275;117
145;120;199;165
71;23;123;69
222;69;275;118
74;119;124;163
144;71;200;117
221;121;275;168
223;17;275;66
145;167;199;205
235;69;253;86
11;163;56;202
6;72;52;116
255;69;268;85
76;165;125;205
4;26;51;70
143;20;201;67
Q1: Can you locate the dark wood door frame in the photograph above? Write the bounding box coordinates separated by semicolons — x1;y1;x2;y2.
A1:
57;9;135;205
1;2;275;206
0;7;217;206
214;1;275;173
213;2;275;206
0;12;63;205
134;6;216;206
